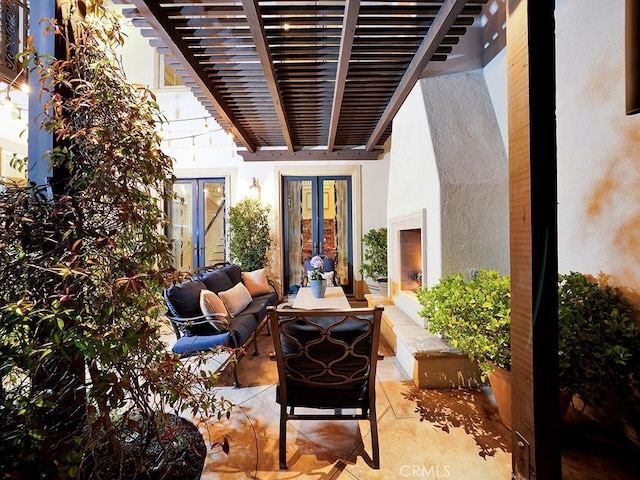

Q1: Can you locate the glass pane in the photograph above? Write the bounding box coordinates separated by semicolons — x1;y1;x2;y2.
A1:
286;180;307;289
202;181;225;266
160;54;185;87
301;180;313;259
329;179;349;288
170;183;193;270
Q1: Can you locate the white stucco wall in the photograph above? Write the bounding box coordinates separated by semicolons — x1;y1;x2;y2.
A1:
388;70;509;290
388;84;442;288
387;0;640;306
556;0;640;292
483;48;508;152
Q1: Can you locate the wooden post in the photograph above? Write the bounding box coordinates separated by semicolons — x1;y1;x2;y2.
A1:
508;1;561;479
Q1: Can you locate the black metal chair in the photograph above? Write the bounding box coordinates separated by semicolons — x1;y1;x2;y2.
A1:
267;305;384;469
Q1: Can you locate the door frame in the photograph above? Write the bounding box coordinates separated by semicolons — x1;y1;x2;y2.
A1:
275;165;364;299
167;176;229;269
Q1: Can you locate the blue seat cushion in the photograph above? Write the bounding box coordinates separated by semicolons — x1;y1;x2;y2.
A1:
229;313;259;346
244;294;276;318
172;332;232;356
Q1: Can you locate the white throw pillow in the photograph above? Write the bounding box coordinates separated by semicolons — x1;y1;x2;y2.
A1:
199;290;229;332
218;282;253;317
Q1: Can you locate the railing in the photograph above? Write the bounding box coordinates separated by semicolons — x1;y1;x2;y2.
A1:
0;0;29;84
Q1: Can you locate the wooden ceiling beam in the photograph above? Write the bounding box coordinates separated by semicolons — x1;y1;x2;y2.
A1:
239;149;383;161
328;0;359;151
131;0;257;152
242;0;294;151
366;0;468;151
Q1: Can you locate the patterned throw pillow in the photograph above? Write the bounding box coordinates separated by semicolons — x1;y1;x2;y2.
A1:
218;282;253;317
199;290;229;332
242;268;273;297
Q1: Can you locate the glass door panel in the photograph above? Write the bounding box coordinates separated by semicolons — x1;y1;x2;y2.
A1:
169;182;194;271
168;178;226;270
201;180;226;266
283;176;352;294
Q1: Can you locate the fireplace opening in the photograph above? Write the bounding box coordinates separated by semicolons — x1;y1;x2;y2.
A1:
389;209;426;300
400;228;422;292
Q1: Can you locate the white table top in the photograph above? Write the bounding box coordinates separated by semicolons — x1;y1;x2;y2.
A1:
292;286;351;310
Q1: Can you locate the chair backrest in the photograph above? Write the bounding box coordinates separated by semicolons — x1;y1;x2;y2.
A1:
268;306;384;408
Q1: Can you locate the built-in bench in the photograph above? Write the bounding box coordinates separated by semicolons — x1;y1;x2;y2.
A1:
366;293;482;388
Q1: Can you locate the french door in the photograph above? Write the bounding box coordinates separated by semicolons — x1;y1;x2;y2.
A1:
167;178;226;270
283;176;353;294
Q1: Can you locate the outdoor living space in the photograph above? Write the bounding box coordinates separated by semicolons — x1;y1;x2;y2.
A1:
4;1;640;478
166;323;640;480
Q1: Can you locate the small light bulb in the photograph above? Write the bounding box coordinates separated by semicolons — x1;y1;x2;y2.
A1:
4;93;14;113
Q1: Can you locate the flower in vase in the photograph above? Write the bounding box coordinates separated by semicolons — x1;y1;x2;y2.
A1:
309;255;325;281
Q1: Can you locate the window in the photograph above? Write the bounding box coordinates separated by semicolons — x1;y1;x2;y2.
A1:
159;53;184;88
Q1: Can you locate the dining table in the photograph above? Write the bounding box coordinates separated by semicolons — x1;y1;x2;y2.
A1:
291;286;351;310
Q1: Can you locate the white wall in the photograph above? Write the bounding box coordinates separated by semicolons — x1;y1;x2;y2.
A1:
386;0;640;308
555;0;640;294
388;85;442;289
388;69;509;292
483;48;508;152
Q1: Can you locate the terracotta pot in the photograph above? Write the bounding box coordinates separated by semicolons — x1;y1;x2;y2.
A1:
488;366;512;430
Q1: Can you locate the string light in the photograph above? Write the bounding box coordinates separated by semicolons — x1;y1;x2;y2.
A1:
1;70;28;125
3;90;14;114
162;128;225;143
155;115;235;144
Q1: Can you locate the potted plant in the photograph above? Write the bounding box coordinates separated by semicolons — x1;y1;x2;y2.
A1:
0;3;231;478
417;268;640;432
228;197;273;271
308;255;328;298
558;272;640;425
417;269;512;427
360;227;388;295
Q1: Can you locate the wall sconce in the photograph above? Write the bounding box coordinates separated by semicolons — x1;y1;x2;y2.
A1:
249;177;261;199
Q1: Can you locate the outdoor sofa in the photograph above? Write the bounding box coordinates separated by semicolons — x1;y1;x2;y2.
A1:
163;262;279;386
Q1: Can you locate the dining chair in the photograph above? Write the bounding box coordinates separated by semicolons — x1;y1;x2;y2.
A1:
267;305;384;469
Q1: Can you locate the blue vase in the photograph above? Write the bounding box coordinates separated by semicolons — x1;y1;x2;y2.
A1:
310;279;327;298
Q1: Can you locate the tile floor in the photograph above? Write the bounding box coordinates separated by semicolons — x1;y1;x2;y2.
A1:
173;326;640;479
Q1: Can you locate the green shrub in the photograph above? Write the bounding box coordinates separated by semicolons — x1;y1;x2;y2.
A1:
360;227;388;280
558;272;640;411
417;269;511;379
0;3;232;477
417;269;640;414
228;197;272;271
